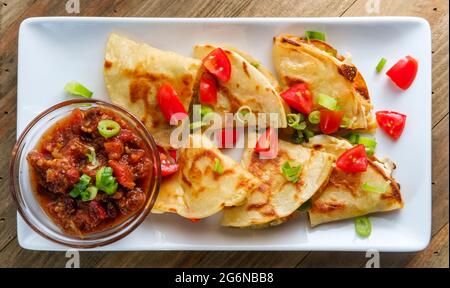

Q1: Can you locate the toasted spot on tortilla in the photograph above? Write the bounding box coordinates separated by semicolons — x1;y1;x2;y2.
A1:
281;37;301;46
242;61;250;78
104;60;112;68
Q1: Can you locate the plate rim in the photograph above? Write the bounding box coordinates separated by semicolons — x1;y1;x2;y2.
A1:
16;16;432;252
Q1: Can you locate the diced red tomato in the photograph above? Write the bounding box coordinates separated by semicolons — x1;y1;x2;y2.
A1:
320;109;344;134
157;84;188;123
108;160;135;189
90;201;107;220
280;83;314;115
104;140;124;160
168;149;177;161
189;218;201;223
202;48;231;82
217;128;238;148
336;144;368;173
386;56;418;90
255;128;278;158
159;152;179;177
199;74;218;105
376;111;407;140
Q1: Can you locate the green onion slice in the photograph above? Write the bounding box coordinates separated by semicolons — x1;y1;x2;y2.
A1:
343;132;360;144
361;182;388;194
69;174;91;198
355;216;372;238
376;58;387;73
81;186;98;202
98;120;121;139
305;31;326;41
303;128;315;140
251;62;260;69
298;199;312;212
287;113;307;130
358;136;377;156
340;117;351;128
213;158;223;174
281;161;302;183
308;111;321;124
95;166;118;195
200;105;213;118
318;93;338;110
64;81;93;98
189;121;208;130
236;105;253;123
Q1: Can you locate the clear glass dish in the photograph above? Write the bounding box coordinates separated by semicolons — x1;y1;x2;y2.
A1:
10;99;161;248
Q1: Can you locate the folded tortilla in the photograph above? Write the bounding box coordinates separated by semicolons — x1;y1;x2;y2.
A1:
153;133;262;219
194;45;288;128
104;33;202;148
303;135;404;227
273;34;375;131
222;140;334;227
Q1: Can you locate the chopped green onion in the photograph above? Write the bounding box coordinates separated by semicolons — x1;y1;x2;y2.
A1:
95;166;118;195
64;81;93;98
340;117;351;128
318;93;338;110
69;174;91;198
355;216;372;238
376;58;387;73
343;132;360;144
86;147;96;163
287;113;301;126
251;62;260;69
342;133;377;156
213;158;223;174
200;105;213;118
287;113;307;130
237;105;252;123
281;161;302;183
308;111;321;124
98;120;121;139
189;121;208;130
292;130;304;144
86;147;99;169
361;182;387;194
298;199;312;212
305;31;326;41
358;137;377;156
81;186;98;202
303;128;315;141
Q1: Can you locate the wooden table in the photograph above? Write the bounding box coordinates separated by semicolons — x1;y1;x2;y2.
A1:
0;0;448;268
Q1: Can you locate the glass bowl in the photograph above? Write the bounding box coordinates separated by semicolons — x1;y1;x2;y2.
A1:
10;99;161;248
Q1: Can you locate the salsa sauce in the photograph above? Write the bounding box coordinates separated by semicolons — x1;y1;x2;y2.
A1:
27;107;153;237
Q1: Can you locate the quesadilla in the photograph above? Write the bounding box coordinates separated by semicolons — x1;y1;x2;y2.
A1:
273;34;375;131
193;45;288;128
153;133;262;219
222;140;334;227
104;33;202;148
303;135;404;227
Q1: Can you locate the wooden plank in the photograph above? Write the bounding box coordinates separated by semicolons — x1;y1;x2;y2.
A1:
297;224;449;268
406;223;449;268
431;114;449;235
0;0;447;268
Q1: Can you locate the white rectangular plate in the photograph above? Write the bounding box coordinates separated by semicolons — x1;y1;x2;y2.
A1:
17;17;431;252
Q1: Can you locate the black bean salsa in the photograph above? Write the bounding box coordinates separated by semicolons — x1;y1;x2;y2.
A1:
27;107;153;236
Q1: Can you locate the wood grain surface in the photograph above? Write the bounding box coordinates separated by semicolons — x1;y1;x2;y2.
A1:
0;0;448;268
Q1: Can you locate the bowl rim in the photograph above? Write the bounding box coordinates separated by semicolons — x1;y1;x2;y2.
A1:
10;99;161;248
